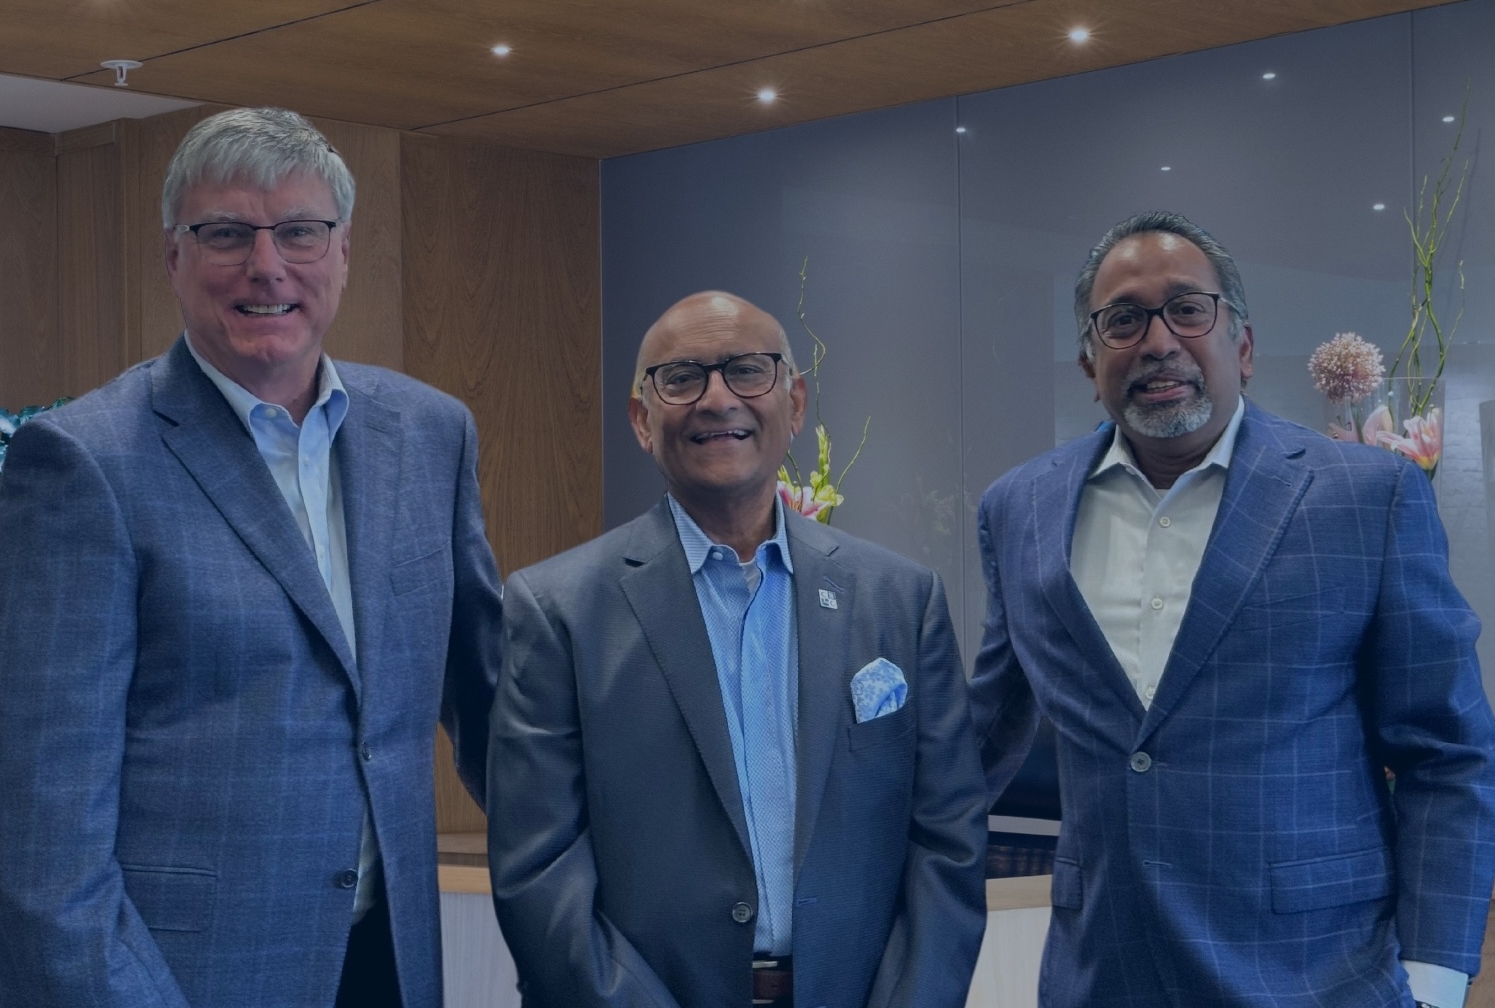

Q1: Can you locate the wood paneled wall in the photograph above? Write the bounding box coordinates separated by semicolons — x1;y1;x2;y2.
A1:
0;127;58;409
0;108;601;835
403;133;601;832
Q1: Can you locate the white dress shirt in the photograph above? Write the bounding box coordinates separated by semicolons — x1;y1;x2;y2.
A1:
1069;396;1464;1008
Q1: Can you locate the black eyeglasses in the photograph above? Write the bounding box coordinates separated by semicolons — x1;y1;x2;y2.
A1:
641;352;785;405
175;219;340;266
1088;291;1237;349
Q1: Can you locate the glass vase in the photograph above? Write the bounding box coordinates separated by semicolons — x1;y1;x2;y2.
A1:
1381;375;1444;485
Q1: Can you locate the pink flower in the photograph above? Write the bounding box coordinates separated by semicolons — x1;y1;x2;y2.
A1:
1376;406;1441;474
1308;332;1385;404
778;480;829;521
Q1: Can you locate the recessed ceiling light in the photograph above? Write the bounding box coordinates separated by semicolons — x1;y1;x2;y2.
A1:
1160;166;1171;171
1262;71;1276;80
955;126;967;134
757;88;777;103
1373;203;1386;211
1443;115;1456;123
1068;27;1091;43
491;44;512;57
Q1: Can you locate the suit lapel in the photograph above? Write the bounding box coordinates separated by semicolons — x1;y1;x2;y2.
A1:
1141;404;1313;738
151;338;359;690
1034;433;1147;721
337;378;401;690
619;501;752;860
784;516;852;870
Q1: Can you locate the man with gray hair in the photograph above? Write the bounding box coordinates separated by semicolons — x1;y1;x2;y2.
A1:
0;107;502;1008
970;210;1495;1007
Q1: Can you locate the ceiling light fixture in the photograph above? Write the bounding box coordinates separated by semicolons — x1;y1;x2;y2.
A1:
1443;115;1456;122
1373;203;1386;211
1068;27;1091;43
955;126;967;134
491;44;512;57
757;88;777;103
1160;166;1171;171
1262;71;1276;80
100;59;143;87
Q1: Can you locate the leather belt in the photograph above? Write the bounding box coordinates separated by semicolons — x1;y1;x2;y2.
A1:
751;956;793;1005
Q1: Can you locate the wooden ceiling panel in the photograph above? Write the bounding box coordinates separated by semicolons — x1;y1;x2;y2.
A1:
12;0;1455;159
0;0;363;79
423;0;1454;157
65;0;1013;129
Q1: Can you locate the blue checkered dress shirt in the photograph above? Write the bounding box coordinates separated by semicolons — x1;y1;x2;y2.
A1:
667;495;798;956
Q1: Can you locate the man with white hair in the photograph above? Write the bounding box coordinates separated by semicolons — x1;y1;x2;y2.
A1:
0;107;503;1008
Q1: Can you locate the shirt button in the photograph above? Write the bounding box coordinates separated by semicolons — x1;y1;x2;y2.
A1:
1130;752;1152;773
1158;516;1171;528
731;902;755;924
335;869;359;889
1150;597;1164;610
1144;685;1156;701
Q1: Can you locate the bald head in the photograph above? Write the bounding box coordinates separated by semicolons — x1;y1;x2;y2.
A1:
633;291;796;394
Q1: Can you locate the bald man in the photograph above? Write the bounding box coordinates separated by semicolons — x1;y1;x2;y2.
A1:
487;292;988;1008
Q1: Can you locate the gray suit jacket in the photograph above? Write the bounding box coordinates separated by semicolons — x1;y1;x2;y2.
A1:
488;499;988;1008
0;337;503;1008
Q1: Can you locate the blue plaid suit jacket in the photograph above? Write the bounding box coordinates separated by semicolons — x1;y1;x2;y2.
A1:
0;337;502;1008
970;401;1495;1007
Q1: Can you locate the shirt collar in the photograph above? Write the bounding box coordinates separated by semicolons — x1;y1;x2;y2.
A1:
1090;394;1246;482
185;333;348;437
666;494;794;575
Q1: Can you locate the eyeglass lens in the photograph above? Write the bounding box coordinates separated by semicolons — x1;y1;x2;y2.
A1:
651;353;780;404
1095;292;1219;346
192;220;333;265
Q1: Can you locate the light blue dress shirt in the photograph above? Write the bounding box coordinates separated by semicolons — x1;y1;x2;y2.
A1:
185;337;381;920
668;495;798;957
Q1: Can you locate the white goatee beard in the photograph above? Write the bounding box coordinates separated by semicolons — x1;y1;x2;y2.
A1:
1122;362;1213;439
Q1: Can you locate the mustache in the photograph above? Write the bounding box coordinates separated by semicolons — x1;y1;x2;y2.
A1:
1124;359;1205;395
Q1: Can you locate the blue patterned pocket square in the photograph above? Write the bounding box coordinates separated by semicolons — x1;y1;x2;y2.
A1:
851;658;907;723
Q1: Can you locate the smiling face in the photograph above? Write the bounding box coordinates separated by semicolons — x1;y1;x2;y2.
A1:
1081;231;1253;474
165;171;349;400
629;293;806;520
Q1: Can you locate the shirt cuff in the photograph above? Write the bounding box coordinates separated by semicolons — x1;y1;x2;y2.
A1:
1402;959;1468;1008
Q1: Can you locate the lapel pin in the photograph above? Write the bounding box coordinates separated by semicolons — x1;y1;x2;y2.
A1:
818;588;838;610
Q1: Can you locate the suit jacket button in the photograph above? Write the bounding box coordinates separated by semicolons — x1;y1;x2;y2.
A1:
731;902;754;924
1129;751;1152;773
361;744;372;761
335;869;360;889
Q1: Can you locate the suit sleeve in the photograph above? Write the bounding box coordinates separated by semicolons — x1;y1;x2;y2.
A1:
0;421;192;1008
968;488;1042;805
866;573;990;1008
487;571;682;1008
1365;459;1495;975
439;409;503;805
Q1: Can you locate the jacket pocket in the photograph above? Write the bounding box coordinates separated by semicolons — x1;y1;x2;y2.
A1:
845;702;914;752
1051;856;1083;909
1269;846;1393;913
390;542;450;596
121;864;217;932
1234;587;1345;631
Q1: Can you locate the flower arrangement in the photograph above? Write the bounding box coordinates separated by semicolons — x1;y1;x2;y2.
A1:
0;399;70;473
1309;332;1384;443
776;259;868;524
1307;94;1469;482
